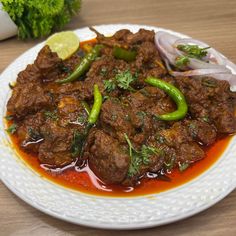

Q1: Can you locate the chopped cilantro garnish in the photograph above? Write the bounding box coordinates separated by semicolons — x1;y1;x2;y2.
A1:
44;111;58;121
179;162;190;172
124;133;160;177
104;69;137;93
71;131;85;157
177;44;210;60
175;55;190;68
5;115;13;121
103;79;116;92
6;123;17;134
175;44;210;67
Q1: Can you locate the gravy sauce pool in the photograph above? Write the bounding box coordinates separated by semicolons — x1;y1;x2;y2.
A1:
9;133;231;197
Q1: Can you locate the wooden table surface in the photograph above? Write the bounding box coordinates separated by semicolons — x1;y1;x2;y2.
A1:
1;0;236;235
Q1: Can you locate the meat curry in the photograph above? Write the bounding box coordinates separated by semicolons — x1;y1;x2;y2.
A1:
6;29;236;192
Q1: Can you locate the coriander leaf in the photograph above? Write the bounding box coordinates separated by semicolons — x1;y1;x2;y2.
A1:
71;131;85;157
6;123;17;134
44;110;58;121
177;44;210;60
103;79;116;92
141;145;159;165
179;162;190;172
164;157;175;170
28;127;42;141
115;70;137;91
175;55;190;67
124;133;161;177
5;115;13;121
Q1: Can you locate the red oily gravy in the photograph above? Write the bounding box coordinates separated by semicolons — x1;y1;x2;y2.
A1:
9;132;231;197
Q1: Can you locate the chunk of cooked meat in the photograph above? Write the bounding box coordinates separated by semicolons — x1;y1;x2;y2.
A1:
38;120;74;167
157;122;205;166
17;112;44;152
7;45;61;118
85;129;130;184
57;95;88;128
100;98;135;143
184;120;217;145
174;76;236;134
7;81;51;118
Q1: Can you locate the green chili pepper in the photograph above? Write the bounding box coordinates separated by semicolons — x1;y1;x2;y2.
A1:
57;44;103;84
88;84;103;124
72;85;102;159
113;46;137;62
145;77;188;121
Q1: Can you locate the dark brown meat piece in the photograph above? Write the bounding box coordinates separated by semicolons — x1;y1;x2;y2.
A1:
93;28;155;47
174;76;236;134
184;120;217;145
100;98;135;143
17;112;44;153
126;29;155;44
7;81;51;118
7;46;61;118
157;122;205;166
85;129;130;184
57;95;88;128
38;120;74;167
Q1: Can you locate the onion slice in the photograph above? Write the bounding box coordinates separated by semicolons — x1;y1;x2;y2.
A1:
154;31;236;88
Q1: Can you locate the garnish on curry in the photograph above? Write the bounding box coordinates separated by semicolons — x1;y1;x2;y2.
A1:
6;28;236;196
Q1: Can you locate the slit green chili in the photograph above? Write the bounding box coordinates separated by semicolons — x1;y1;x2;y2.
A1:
72;84;102;158
113;46;137;62
57;44;103;84
145;77;188;121
88;84;103;124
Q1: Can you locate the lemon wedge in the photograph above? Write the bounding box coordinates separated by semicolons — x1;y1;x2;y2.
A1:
46;31;80;60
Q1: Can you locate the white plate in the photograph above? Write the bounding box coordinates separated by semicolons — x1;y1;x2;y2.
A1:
0;24;236;230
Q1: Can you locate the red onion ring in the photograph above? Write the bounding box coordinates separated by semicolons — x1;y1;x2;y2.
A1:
154;31;236;88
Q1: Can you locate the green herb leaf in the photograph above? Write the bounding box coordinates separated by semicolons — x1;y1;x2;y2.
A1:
115;69;137;91
28;127;42;141
2;0;82;39
124;133;161;177
201;79;217;88
175;55;190;67
141;145;159;165
164;157;175;170
179;162;190;172
177;44;210;60
104;70;138;93
71;131;85;157
44;111;58;121
103;79;116;92
5;115;13;121
6;123;17;134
